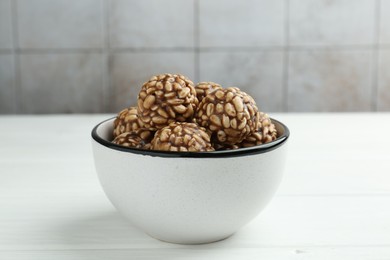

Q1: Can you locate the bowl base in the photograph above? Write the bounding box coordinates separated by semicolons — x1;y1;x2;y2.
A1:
146;232;235;245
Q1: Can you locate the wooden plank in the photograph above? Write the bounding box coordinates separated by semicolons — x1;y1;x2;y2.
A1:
272;113;390;195
1;247;390;260
1;114;389;195
1;194;389;250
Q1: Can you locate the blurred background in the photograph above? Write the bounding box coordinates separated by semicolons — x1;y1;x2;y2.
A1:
0;0;389;114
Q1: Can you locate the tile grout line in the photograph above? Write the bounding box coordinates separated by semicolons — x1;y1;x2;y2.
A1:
197;46;284;52
2;45;383;55
0;49;13;54
14;48;104;54
105;0;115;113
287;44;376;50
378;44;390;49
194;0;200;83
10;0;21;113
282;0;290;112
101;0;110;113
371;0;381;112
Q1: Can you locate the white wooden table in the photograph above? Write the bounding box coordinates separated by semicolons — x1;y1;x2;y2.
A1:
1;113;390;259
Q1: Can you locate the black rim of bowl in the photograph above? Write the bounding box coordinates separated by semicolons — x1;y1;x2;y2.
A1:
91;117;290;158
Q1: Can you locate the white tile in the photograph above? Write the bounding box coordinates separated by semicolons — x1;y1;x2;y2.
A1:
199;51;284;112
20;54;103;113
289;0;376;46
380;0;390;44
17;0;104;49
0;0;12;49
288;50;372;112
0;54;16;113
378;50;390;111
199;0;284;47
109;52;195;112
109;0;194;48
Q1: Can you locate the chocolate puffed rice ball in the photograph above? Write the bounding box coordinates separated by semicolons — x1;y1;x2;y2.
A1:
194;87;259;145
137;74;199;130
113;106;144;138
240;112;278;147
112;129;153;149
194;82;222;102
151;122;214;152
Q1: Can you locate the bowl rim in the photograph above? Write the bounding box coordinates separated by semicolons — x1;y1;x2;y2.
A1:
91;117;290;158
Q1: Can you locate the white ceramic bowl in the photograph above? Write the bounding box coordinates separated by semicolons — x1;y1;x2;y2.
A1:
91;118;289;244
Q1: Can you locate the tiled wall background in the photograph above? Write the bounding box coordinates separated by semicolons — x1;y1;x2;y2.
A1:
0;0;389;114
